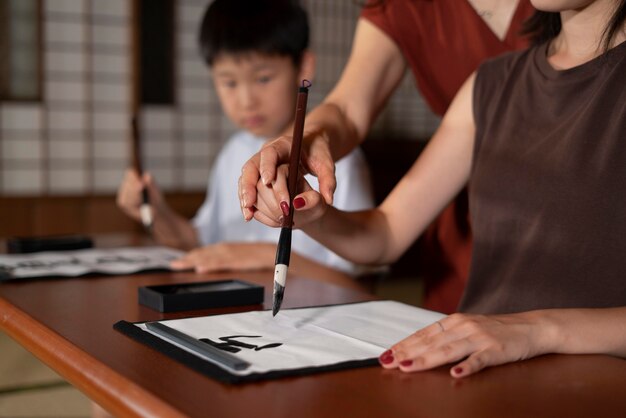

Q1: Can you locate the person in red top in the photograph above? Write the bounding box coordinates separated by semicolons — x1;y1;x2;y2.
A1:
244;0;626;378
238;0;535;313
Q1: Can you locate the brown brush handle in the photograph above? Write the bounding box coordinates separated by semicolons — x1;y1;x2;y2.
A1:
131;116;143;175
284;84;309;227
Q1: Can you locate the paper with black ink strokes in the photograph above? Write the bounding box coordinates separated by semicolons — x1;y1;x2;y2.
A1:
0;246;183;279
137;300;445;375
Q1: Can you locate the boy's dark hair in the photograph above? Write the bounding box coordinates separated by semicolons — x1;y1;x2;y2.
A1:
523;1;626;51
198;0;309;66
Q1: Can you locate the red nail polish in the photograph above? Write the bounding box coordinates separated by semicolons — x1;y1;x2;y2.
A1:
379;350;394;365
293;197;305;209
400;360;413;367
280;201;290;216
453;367;463;375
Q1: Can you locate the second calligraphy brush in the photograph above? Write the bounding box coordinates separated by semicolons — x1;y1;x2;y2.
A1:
131;116;153;233
273;80;311;317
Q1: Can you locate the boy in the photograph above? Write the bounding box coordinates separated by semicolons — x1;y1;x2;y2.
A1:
116;0;374;280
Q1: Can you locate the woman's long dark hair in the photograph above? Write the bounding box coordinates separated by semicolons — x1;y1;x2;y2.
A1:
523;1;626;51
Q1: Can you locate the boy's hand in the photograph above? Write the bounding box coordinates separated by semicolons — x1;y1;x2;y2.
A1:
116;169;164;222
169;243;275;273
238;133;336;221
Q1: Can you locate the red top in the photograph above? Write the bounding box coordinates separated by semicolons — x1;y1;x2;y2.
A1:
361;0;535;313
361;0;534;115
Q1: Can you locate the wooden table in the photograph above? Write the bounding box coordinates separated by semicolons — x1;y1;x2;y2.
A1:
1;243;626;417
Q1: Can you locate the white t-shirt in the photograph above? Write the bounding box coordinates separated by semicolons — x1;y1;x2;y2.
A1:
193;130;375;275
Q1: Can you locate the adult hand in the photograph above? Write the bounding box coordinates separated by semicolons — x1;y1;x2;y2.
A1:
379;312;551;378
169;243;276;273
116;169;164;222
238;133;336;222
251;164;330;230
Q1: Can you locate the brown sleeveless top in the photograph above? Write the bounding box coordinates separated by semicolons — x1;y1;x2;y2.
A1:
460;40;626;314
362;0;535;314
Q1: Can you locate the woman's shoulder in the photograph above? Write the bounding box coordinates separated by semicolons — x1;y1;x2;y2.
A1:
478;45;538;79
473;45;541;102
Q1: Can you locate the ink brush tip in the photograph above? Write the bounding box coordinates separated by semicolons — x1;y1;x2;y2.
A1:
272;227;291;317
140;203;153;233
142;221;153;236
272;281;285;316
139;187;153;234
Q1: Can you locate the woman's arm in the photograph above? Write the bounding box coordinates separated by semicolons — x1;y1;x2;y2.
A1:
240;19;407;218
305;19;408;160
381;306;626;378
254;73;476;264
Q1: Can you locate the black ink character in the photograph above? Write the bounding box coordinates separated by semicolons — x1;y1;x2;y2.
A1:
15;257;81;270
0;264;15;278
199;335;282;353
95;255;150;264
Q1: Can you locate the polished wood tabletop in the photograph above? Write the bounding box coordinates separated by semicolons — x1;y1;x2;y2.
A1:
1;238;626;417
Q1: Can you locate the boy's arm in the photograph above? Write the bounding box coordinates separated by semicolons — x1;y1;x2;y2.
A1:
156;141;237;251
149;203;200;251
169;242;367;292
116;169;200;250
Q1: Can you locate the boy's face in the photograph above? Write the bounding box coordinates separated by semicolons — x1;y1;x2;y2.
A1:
211;53;300;139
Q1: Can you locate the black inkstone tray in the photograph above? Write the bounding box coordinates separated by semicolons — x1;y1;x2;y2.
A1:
138;279;264;312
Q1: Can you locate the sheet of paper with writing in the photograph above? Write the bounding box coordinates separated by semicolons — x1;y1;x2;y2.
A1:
0;246;184;280
136;300;445;376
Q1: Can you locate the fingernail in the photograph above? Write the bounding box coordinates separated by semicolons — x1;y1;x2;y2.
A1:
325;189;334;205
453;367;463;375
280;201;290;216
379;350;394;365
261;172;270;185
293;197;305;209
400;360;413;367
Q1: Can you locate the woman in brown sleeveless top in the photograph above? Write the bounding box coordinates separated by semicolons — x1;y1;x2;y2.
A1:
239;0;537;315
250;0;626;378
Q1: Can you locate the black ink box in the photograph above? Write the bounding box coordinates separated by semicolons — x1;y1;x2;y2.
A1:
138;279;264;312
7;234;93;254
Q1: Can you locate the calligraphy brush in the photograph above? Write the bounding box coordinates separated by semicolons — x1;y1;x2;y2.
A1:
131;116;153;233
273;80;311;317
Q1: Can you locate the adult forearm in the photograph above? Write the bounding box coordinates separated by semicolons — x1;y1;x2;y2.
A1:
303;102;364;162
535;307;626;357
384;305;626;378
299;18;407;163
303;207;393;265
151;206;199;251
289;250;368;292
